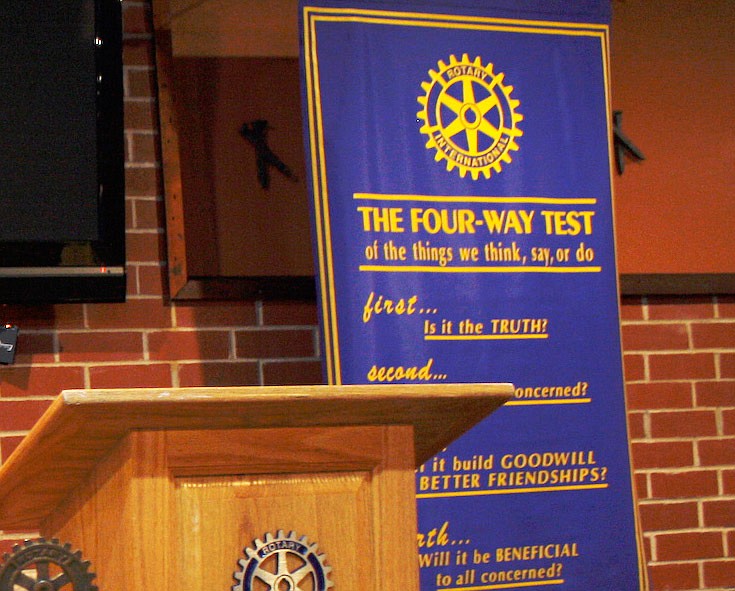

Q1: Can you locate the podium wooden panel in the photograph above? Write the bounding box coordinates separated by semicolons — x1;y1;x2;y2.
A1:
0;384;511;590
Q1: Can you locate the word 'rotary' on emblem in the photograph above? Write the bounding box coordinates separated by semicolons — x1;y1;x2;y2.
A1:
417;54;523;180
233;530;333;591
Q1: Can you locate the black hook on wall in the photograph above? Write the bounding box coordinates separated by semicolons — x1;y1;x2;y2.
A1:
613;110;645;175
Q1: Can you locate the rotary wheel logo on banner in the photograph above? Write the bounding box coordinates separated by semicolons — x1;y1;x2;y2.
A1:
417;54;523;180
233;531;333;591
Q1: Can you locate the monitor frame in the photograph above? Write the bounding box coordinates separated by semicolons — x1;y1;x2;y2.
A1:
0;0;125;304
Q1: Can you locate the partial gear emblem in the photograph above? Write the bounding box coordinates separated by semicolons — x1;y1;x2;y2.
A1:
0;538;97;591
417;54;523;180
233;530;333;591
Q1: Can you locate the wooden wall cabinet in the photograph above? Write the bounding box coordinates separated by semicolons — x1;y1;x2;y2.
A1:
153;0;314;300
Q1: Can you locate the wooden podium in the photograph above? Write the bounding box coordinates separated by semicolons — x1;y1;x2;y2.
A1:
0;384;511;590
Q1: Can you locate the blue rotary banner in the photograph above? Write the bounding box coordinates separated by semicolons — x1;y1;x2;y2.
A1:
300;1;646;590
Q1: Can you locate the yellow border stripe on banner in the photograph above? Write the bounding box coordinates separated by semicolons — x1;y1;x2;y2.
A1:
304;6;609;34
417;483;609;499
360;265;602;273
441;580;564;591
355;194;598;205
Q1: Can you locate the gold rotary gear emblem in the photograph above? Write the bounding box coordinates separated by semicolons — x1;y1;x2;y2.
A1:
417;54;523;180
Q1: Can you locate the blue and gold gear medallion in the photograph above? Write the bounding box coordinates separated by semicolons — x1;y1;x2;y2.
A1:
417;54;523;180
233;531;333;591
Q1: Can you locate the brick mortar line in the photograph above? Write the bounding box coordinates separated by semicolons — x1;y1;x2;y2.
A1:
629;411;735;416
642;411;652;438
715;408;725;436
630;442;735;446
124;95;156;102
633;466;734;474
127;155;158;165
624;348;735;355
632;435;735;442
179;357;321;364
52;332;62;364
170;362;181;388
124;161;159;168
0;324;283;335
631;408;735;413
627;377;735;381
125;128;159;134
638;496;735;505
640;298;650;321
256;360;265;386
173;326;314;333
228;332;237;361
126;228;164;235
234;326;320;332
4;357;325;365
39;327;301;333
1;359;252;370
621;319;735;325
647;558;735;565
625;377;734;384
646;528;735;536
124;129;161;136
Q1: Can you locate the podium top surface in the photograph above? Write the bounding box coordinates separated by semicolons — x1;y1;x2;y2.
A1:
0;383;511;531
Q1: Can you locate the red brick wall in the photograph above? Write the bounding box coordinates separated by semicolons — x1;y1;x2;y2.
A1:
621;296;735;590
0;3;733;588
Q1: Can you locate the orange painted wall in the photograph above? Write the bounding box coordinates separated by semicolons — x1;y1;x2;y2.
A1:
611;0;734;275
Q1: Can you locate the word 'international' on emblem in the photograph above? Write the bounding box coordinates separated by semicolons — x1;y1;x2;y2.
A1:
417;54;523;180
233;530;333;591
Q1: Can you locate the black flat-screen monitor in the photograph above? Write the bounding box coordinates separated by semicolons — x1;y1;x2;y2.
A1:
0;0;125;303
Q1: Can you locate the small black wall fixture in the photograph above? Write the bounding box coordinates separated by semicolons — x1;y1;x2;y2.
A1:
240;119;299;190
0;324;18;365
613;110;645;175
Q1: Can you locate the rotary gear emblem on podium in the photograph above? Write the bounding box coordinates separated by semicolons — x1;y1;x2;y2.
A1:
233;531;333;591
417;53;523;180
0;539;97;591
